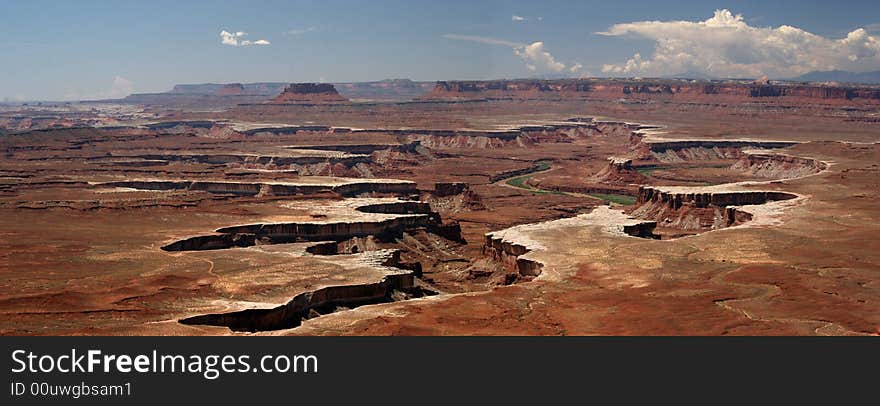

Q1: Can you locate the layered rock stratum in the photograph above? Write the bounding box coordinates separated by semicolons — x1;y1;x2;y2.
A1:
420;79;880;103
269;83;350;104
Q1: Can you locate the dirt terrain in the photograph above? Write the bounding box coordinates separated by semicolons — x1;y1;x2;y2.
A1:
1;79;877;335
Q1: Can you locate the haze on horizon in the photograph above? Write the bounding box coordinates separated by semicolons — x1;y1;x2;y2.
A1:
1;0;879;101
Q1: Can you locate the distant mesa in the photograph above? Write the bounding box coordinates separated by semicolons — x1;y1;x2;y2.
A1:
789;70;880;85
114;80;432;107
216;83;245;96
268;83;350;104
165;82;287;97
110;77;880;108
421;79;592;101
333;79;434;101
420;78;880;103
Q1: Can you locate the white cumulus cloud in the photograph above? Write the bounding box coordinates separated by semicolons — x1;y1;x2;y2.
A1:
443;34;573;74
220;30;271;46
513;15;542;22
515;41;566;72
109;76;134;98
598;9;880;78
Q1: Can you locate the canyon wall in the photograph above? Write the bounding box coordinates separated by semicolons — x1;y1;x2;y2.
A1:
179;250;420;332
482;234;544;277
630;186;797;231
104;180;418;197
731;153;827;179
162;199;461;252
635;186;797;209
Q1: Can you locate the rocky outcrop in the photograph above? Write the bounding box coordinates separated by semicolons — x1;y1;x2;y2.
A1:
482;234;543;277
592;157;647;184
621;221;660;239
422;183;485;213
269;83;349;104
433;182;468;197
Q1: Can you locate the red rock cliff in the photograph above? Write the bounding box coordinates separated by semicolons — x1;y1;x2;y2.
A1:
269;83;350;104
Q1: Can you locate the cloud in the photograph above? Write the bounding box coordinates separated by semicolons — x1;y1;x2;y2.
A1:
515;41;566;72
569;63;583;73
109;76;134;98
220;30;271;46
598;9;880;78
443;34;572;74
513;15;542;22
442;34;524;48
285;27;316;36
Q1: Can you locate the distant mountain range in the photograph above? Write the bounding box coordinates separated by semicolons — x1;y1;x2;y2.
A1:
109;79;437;107
659;70;880;85
788;70;880;84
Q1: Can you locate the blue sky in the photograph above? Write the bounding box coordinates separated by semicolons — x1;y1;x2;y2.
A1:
2;0;879;101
